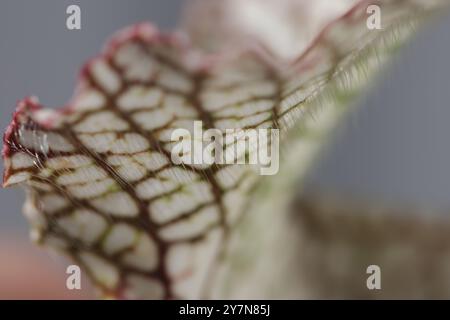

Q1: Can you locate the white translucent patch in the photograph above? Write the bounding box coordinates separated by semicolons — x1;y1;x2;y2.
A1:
57;165;108;185
11;153;35;169
102;223;137;255
18;130;75;153
109;133;149;154
91;60;121;94
149;181;213;224
117;163;146;182
67;178;116;199
57;209;107;245
79;251;119;289
124;58;155;82
156;128;180;143
159;205;220;241
17;129;49;153
115;42;147;67
34;108;60;126
91;191;138;217
186;179;214;197
150;193;194;224
118;86;162;110
123;274;164;299
40;193;69;214
46;155;92;170
166;244;191;279
163;95;197;118
121;233;158;271
74;111;129;133
132;109;172;131
136;177;177;200
157;167;198;184
73;89;105;111
170;229;222;299
4;172;30;186
114;43;156;82
106;155;132;166
133;151;169;171
107;155;150;182
79;132;116;153
47;132;76;152
157;68;193;93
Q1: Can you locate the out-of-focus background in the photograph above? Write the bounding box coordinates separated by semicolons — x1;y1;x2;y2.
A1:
1;0;450;298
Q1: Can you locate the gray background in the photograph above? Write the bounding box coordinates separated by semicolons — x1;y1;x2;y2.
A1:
1;0;450;236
